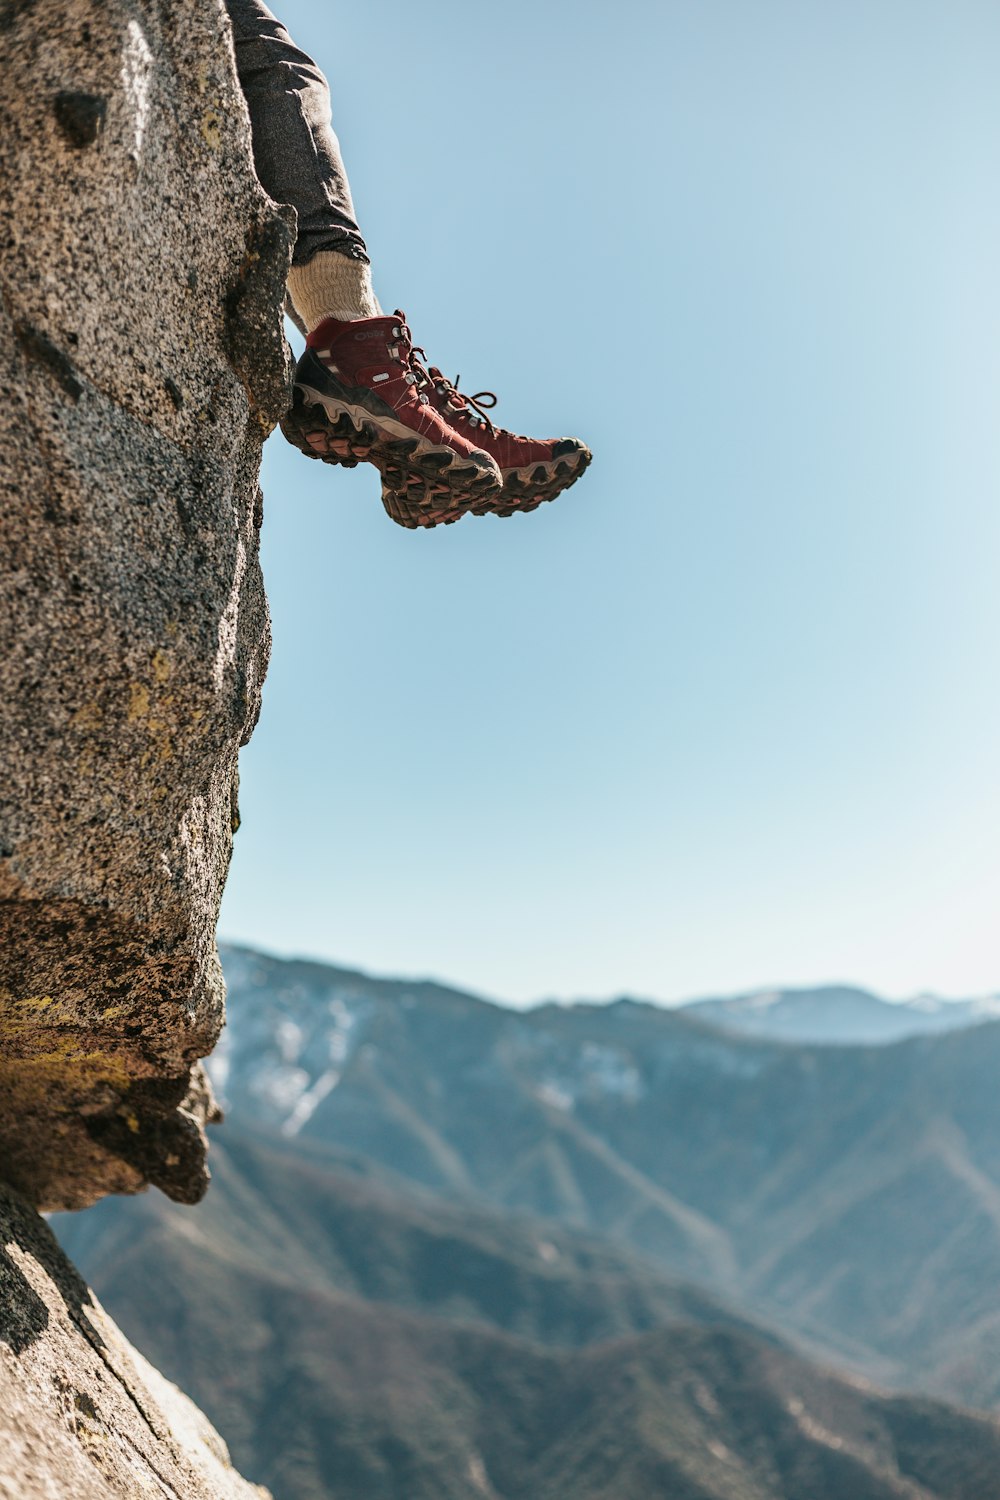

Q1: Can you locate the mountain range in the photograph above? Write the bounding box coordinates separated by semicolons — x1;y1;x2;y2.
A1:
192;945;1000;1407
54;944;1000;1499
56;1128;1000;1500
683;985;1000;1045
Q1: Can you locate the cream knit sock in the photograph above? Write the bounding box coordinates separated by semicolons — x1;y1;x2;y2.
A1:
286;251;383;332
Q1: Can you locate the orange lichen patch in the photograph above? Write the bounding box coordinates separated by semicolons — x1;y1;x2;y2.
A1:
1;993;76;1040
127;651;184;770
151;649;172;684
71;701;104;730
0;996;139;1058
0;1041;131;1113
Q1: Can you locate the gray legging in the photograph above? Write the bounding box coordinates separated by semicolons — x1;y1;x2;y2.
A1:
225;0;369;266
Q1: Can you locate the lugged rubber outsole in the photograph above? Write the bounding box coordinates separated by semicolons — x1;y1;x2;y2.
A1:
379;444;594;529
470;445;593;518
280;387;501;503
380;476;465;530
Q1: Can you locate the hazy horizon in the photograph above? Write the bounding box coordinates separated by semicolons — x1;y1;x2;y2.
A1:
217;933;1000;1014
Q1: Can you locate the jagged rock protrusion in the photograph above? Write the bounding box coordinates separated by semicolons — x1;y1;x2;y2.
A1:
0;0;293;1210
0;1183;268;1499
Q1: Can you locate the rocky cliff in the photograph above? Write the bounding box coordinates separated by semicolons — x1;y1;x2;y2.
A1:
1;1;289;1492
0;0;291;1214
0;1183;266;1500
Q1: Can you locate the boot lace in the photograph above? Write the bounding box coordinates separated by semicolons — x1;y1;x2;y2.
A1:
427;369;501;436
390;311;502;430
387;311;431;404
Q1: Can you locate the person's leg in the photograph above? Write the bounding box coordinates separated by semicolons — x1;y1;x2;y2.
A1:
226;1;590;529
225;0;380;327
226;0;505;515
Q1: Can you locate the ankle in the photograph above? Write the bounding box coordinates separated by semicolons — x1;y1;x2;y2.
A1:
287;251;383;332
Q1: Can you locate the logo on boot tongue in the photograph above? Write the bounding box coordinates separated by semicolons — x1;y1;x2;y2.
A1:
353;329;386;341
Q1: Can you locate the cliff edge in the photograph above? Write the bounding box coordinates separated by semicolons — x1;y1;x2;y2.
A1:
0;0;291;1213
0;1182;267;1499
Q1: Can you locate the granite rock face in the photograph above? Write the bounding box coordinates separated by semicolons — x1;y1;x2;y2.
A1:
0;0;293;1211
0;1183;268;1499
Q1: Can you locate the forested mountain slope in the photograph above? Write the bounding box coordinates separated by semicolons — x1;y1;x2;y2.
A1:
201;946;1000;1405
57;1129;1000;1500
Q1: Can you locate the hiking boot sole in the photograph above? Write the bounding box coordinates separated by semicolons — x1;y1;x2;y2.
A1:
380;444;594;529
470;442;593;518
380;476;468;530
281;384;502;502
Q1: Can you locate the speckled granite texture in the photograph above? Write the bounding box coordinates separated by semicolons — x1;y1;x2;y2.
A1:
0;0;292;1211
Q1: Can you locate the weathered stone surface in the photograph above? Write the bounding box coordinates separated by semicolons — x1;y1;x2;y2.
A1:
0;1183;268;1499
0;0;293;1211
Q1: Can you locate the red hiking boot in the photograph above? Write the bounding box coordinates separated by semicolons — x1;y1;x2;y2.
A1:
417;367;591;516
280;313;502;514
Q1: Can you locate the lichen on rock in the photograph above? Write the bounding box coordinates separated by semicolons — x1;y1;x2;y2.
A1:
0;0;293;1212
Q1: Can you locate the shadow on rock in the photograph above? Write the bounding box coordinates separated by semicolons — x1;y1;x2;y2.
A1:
0;1184;103;1356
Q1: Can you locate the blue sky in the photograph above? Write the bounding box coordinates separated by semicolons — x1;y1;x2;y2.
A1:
221;0;1000;1005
